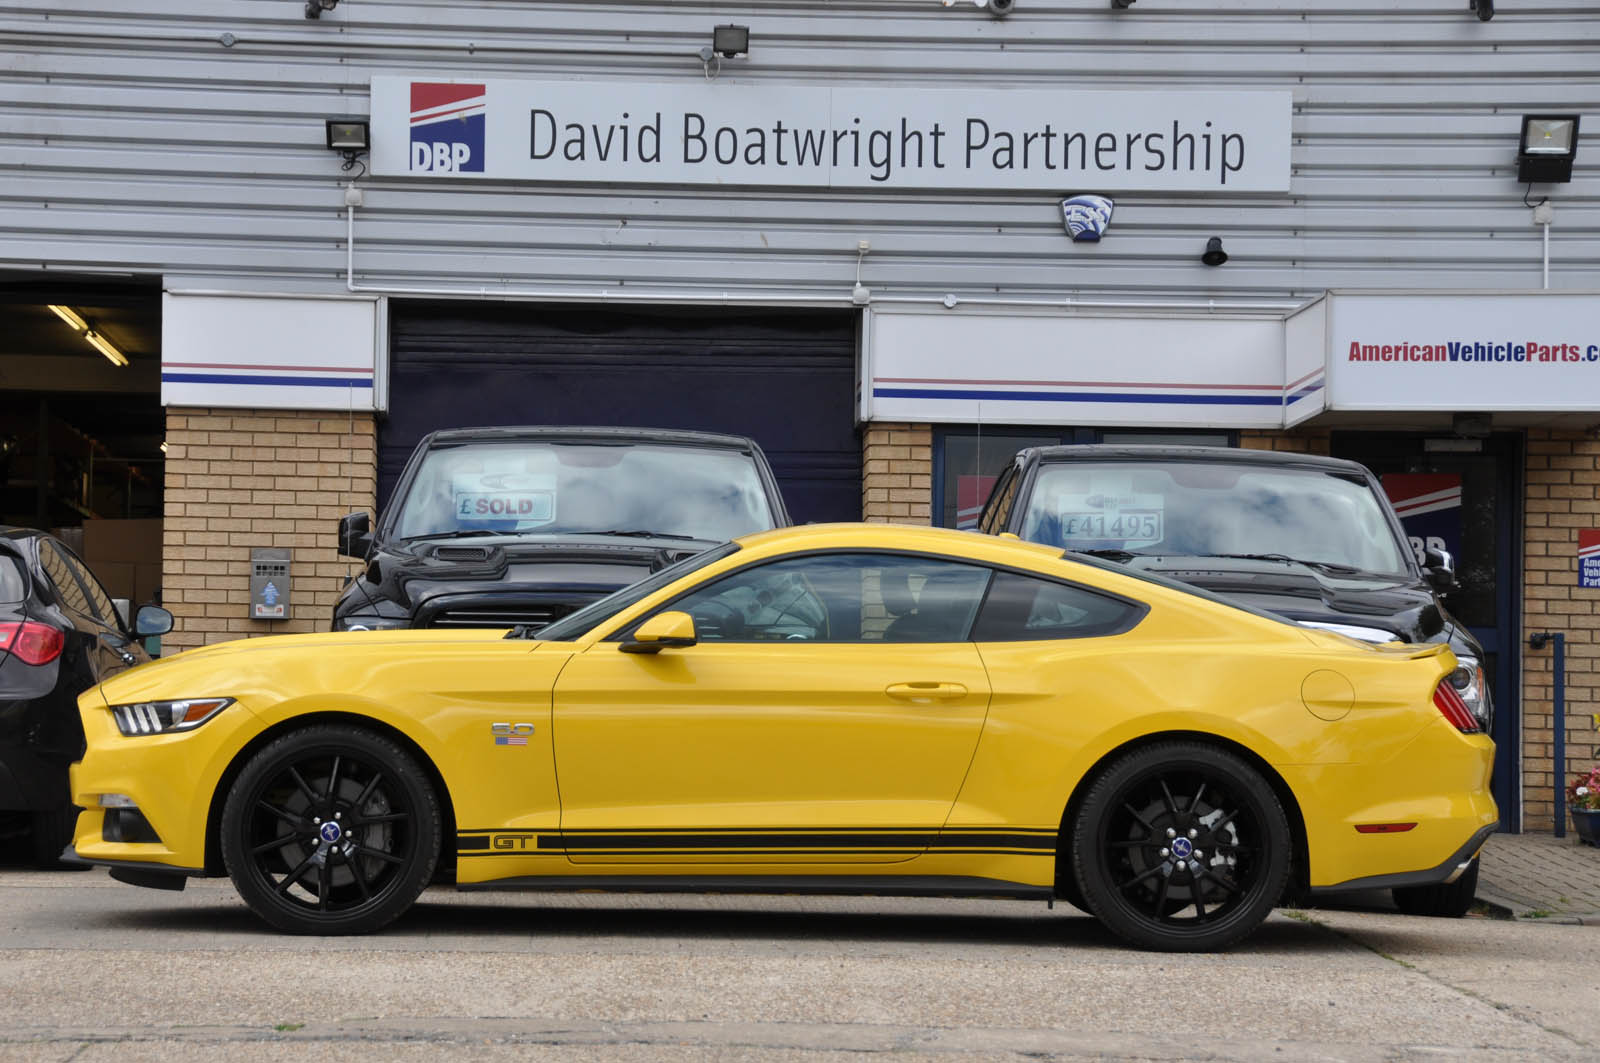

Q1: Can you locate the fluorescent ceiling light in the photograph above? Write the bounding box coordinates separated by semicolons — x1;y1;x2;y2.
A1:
48;304;89;332
83;330;129;367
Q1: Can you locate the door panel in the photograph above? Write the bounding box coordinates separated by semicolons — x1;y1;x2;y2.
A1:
550;641;992;863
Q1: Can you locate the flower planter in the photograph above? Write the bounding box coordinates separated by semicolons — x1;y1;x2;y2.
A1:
1573;808;1600;847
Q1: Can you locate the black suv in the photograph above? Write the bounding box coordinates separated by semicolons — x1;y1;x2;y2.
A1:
976;445;1492;917
333;426;790;633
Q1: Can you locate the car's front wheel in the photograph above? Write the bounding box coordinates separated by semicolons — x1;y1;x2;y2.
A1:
1072;742;1291;952
220;724;440;934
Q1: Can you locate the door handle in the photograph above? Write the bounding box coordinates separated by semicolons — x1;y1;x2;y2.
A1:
885;681;968;703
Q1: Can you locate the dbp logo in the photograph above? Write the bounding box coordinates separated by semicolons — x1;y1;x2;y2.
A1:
1061;194;1114;243
410;82;486;173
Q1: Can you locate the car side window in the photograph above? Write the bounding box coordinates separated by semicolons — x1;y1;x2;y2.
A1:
978;465;1020;535
658;553;993;643
59;545;120;628
972;570;1144;642
39;542;93;619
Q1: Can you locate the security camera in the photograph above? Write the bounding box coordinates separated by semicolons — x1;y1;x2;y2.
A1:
1470;0;1492;21
989;0;1016;14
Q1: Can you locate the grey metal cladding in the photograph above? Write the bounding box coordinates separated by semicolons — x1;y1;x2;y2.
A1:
1;1;1595;298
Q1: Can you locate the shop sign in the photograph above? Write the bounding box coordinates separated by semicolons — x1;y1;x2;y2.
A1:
1581;530;1600;589
1326;291;1600;412
1382;474;1462;569
161;294;380;412
370;77;1291;193
865;308;1294;429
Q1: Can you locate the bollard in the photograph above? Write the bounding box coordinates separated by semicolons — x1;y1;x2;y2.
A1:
1528;632;1566;838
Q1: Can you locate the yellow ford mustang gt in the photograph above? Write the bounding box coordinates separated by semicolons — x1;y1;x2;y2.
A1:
69;524;1496;951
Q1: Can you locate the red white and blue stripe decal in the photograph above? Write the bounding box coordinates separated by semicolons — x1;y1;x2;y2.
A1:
161;361;373;390
1387;480;1463;520
872;369;1325;408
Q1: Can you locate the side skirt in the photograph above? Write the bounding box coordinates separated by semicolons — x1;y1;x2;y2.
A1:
456;874;1054;901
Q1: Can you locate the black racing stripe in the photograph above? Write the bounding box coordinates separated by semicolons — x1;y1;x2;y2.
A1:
558;832;939;851
458;848;1050;859
458;829;540;836
929;834;1055;851
457;836;491;851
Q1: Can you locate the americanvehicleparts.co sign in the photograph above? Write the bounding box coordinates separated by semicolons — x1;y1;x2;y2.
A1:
1326;292;1600;412
370;77;1291;192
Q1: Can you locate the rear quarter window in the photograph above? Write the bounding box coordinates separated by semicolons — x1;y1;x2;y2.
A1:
0;553;25;603
972;570;1144;641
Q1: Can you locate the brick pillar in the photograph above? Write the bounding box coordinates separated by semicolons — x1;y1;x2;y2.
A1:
162;407;377;650
862;423;933;524
1521;429;1600;830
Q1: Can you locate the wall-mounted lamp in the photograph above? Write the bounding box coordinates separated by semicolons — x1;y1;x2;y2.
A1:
1111;0;1136;8
325;116;370;171
1201;237;1229;267
304;0;338;18
48;304;129;367
1518;114;1580;184
699;25;750;79
1468;0;1492;21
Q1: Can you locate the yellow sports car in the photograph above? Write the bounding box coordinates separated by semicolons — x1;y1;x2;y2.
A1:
69;524;1497;951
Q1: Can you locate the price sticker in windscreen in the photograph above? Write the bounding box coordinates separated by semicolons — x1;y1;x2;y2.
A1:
1058;493;1164;549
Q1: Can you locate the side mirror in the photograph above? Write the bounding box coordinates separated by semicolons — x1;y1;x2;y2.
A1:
621;610;698;654
1422;546;1456;592
135;605;174;637
338;511;372;558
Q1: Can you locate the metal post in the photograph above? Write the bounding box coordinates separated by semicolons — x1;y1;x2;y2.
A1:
1529;632;1566;838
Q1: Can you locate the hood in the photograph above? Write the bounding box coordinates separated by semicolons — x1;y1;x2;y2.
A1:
1122;555;1447;644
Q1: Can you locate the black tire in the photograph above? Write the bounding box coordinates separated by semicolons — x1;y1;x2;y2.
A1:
1393;856;1479;918
30;803;82;869
1072;742;1291;952
221;724;441;934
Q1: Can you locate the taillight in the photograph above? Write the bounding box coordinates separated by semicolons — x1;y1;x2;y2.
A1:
1433;677;1482;734
0;621;65;665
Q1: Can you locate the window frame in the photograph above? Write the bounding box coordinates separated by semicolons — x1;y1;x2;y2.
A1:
612;547;1149;646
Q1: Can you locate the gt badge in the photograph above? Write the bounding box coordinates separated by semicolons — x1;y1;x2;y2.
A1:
492;722;534;747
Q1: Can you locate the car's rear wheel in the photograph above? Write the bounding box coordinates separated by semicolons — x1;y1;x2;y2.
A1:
221;724;440;934
1392;856;1479;918
1072;742;1290;952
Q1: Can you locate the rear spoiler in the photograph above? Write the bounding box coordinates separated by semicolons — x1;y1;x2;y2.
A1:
1370;641;1452;661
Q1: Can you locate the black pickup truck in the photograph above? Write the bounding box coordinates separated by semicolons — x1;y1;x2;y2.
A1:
333;426;789;633
976;444;1492;917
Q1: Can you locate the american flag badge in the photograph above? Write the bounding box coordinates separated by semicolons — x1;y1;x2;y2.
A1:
492;723;534;747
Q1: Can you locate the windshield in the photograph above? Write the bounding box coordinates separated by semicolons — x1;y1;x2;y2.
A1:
534;541;741;641
1020;461;1412;577
392;441;774;543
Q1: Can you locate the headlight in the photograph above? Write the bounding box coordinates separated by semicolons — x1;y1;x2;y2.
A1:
336;615;410;632
1449;657;1493;731
109;698;233;737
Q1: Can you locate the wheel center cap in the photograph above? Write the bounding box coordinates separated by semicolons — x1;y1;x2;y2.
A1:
1170;837;1194;860
319;821;343;844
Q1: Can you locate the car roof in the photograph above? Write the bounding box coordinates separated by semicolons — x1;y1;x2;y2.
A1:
1025;444;1375;476
734;521;1064;562
422;425;760;450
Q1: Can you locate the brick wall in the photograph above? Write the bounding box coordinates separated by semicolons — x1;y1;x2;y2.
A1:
161;407;377;650
1238;428;1332;455
1521;429;1600;830
862;423;933;524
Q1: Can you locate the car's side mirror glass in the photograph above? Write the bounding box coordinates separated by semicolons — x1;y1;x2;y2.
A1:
338;511;372;558
621;610;697;654
135;605;174;636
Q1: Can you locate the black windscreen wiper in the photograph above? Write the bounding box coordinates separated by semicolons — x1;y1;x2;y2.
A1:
403;529;525;543
1071;548;1148;563
1205;553;1365;576
586;530;705;542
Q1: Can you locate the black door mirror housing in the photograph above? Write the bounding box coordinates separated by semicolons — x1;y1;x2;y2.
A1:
1421;546;1456;592
338;512;372;558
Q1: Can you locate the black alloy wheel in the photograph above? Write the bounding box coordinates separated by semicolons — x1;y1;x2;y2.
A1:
221;725;440;934
1072;742;1290;952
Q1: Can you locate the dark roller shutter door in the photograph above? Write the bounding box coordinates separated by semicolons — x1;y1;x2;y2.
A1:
382;302;861;524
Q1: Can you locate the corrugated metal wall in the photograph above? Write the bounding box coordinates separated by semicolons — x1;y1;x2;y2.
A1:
2;1;1596;300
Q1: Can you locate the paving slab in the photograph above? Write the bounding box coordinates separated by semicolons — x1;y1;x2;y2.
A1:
1475;831;1600;923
